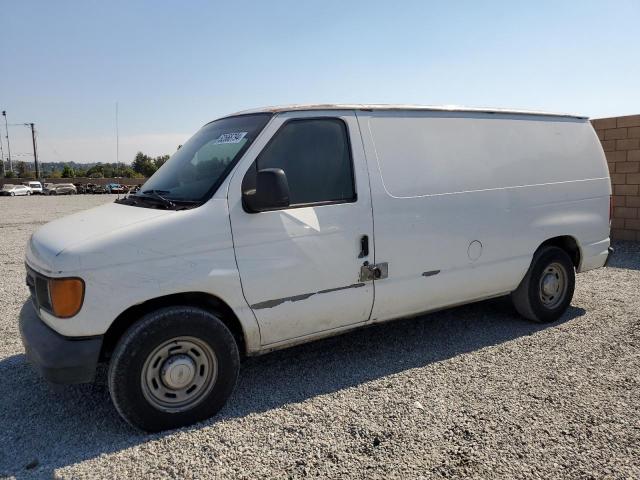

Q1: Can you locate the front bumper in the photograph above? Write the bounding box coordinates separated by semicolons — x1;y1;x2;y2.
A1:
19;301;102;384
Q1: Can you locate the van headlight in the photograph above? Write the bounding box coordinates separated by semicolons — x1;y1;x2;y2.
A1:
48;278;85;318
26;266;85;318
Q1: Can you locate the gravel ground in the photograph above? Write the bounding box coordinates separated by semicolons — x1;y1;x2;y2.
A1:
0;195;638;479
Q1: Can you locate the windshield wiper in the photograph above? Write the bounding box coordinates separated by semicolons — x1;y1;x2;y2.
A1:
115;195;140;206
118;190;202;210
138;189;176;209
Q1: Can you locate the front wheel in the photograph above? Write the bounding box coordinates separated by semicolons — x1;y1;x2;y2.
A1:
108;306;240;431
511;246;575;323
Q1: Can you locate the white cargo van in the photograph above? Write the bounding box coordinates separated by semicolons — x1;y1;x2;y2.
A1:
20;105;612;431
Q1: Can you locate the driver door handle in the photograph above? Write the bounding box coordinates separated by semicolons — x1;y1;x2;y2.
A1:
358;235;369;258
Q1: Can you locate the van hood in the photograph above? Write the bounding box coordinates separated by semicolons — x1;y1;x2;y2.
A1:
27;202;174;273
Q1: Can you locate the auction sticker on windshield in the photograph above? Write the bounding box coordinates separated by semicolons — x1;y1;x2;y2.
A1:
214;132;247;144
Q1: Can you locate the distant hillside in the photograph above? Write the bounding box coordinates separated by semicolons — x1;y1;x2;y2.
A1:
4;152;168;179
39;161;124;172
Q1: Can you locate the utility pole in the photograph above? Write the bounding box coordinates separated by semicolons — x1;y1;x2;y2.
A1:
0;126;4;177
2;111;12;173
115;102;120;177
29;123;39;179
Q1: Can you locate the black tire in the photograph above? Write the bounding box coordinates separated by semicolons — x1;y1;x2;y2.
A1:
511;246;575;323
108;306;240;432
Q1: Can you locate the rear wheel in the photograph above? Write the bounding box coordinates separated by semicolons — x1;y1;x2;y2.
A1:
108;306;240;432
511;246;575;323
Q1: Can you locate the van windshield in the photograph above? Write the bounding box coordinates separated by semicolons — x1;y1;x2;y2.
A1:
137;113;271;204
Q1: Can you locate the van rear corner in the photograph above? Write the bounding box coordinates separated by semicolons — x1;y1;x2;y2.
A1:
578;238;613;272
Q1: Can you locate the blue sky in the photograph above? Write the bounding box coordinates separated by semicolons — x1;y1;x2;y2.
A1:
2;0;639;164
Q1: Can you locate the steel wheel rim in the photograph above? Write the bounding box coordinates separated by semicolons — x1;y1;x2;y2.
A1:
538;262;568;309
141;336;217;412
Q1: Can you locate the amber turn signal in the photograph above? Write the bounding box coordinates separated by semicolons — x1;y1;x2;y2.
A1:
49;278;85;318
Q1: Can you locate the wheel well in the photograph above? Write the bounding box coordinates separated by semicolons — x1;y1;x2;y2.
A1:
538;236;581;268
100;292;246;362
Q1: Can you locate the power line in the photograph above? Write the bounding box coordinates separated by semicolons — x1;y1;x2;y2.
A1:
0;117;41;178
4;152;34;157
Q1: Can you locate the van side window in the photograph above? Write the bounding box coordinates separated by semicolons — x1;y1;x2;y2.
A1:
253;118;356;206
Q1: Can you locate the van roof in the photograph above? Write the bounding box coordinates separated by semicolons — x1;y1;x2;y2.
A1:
228;104;588;120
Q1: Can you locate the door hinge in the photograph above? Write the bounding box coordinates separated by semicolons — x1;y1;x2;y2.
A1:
359;262;388;282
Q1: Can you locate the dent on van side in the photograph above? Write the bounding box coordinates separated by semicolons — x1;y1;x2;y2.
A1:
19;105;612;431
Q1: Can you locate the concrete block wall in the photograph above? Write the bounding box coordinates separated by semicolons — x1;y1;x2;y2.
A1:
592;115;640;241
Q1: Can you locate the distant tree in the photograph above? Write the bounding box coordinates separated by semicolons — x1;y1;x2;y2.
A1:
15;161;36;178
50;170;62;179
4;170;16;179
86;164;104;178
17;161;31;178
61;165;75;178
154;154;170;170
75;168;87;177
133;152;157;177
119;166;143;178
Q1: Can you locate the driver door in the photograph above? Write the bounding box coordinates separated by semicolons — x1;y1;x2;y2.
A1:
227;111;375;346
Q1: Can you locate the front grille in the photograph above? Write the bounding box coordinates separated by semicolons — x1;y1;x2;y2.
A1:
25;265;52;312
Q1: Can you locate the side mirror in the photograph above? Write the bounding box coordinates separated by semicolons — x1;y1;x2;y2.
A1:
243;168;290;212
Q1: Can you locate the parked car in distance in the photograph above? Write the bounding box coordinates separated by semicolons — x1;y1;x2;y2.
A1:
86;183;107;194
1;184;31;196
42;183;56;195
106;183;126;194
47;183;77;195
20;104;612;432
128;185;141;195
73;183;87;194
23;181;43;194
